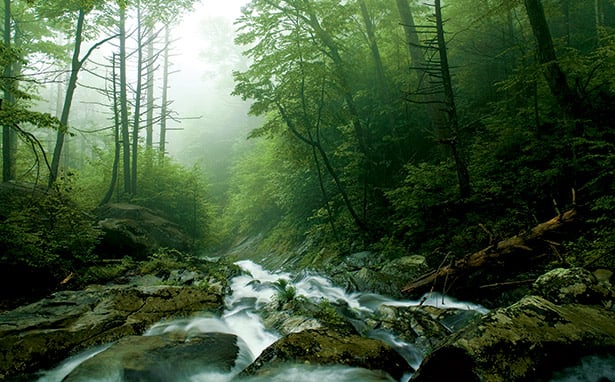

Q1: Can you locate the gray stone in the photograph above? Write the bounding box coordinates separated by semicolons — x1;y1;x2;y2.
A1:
62;332;239;382
240;329;412;381
0;285;224;379
532;267;615;305
411;295;615;382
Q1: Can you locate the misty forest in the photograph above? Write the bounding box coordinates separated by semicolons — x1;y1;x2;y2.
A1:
1;0;615;381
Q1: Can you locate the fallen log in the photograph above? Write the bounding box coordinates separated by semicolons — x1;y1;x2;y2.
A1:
402;208;577;295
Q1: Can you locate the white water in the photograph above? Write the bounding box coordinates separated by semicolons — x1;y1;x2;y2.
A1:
37;260;487;382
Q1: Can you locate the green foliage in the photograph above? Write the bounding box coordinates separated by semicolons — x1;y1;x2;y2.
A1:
313;299;353;333
77;256;134;286
272;278;297;307
0;180;101;282
138;248;186;277
134;154;214;248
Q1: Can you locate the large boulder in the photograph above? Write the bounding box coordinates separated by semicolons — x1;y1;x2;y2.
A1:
240;328;412;380
0;285;223;379
94;203;192;259
411;295;615;381
62;332;240;381
532;267;615;305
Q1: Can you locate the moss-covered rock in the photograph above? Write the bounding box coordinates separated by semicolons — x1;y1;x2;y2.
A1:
240;329;412;380
62;332;239;381
411;295;615;381
0;285;224;380
532;267;615;305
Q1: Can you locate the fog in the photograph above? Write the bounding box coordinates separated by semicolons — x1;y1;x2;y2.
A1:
166;0;260;195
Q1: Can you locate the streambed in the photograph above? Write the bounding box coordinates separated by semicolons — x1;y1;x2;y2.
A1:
35;260;487;382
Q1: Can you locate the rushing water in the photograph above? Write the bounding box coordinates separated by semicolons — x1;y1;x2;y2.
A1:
38;260;488;382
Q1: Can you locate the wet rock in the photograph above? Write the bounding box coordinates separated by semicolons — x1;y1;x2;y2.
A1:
95;203;192;259
240;328;412;380
0;285;224;379
330;254;428;298
411;295;615;382
262;308;324;335
371;304;482;353
532;267;615;305
62;332;239;381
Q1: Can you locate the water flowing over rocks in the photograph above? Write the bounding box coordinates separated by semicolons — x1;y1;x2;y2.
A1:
62;332;240;382
411;267;615;381
0;284;224;380
4;256;613;382
239;328;412;381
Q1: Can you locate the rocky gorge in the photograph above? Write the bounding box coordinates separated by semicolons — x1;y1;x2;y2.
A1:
0;251;614;381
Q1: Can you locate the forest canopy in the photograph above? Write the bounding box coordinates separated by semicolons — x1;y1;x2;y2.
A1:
0;0;614;292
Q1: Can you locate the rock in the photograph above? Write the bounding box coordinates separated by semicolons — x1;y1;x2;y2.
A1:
0;285;224;379
329;254;428;298
594;269;613;285
240;329;412;380
262;308;324;335
411;295;615;382
532;267;615;305
94;203;192;259
371;304;482;353
62;332;239;381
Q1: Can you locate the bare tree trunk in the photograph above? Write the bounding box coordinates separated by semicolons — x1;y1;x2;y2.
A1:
101;54;121;206
130;1;144;195
434;0;471;198
49;8;85;187
145;29;154;149
119;5;131;193
159;25;170;158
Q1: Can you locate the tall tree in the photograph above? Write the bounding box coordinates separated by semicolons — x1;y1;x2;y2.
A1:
48;5;102;186
159;24;169;158
118;2;131;194
524;0;579;117
2;0;14;182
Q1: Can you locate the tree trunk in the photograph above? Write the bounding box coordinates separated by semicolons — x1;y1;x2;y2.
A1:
49;8;85;187
145;29;155;149
130;1;144;195
100;54;121;206
159;25;170;158
524;0;578;116
2;0;15;182
359;0;388;98
434;0;471;198
119;5;131;193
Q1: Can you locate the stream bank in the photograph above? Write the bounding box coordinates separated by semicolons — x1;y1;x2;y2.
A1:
1;255;614;381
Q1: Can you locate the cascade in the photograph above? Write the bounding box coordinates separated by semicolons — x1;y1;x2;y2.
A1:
37;260;488;382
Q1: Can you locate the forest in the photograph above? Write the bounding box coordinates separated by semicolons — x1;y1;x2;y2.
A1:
0;0;614;304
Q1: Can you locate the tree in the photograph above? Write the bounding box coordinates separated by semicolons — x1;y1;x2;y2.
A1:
2;0;15;182
396;0;470;198
523;0;580;117
48;1;117;187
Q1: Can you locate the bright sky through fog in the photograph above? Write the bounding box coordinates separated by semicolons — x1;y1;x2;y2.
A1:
166;0;250;149
173;0;247;71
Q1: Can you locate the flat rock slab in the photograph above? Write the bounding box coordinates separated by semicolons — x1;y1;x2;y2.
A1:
0;285;223;379
62;332;239;381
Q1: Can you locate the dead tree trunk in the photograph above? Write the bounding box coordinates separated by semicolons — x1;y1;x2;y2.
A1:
402;209;577;295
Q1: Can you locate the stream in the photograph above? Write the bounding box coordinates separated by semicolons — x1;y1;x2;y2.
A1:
35;260;610;382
